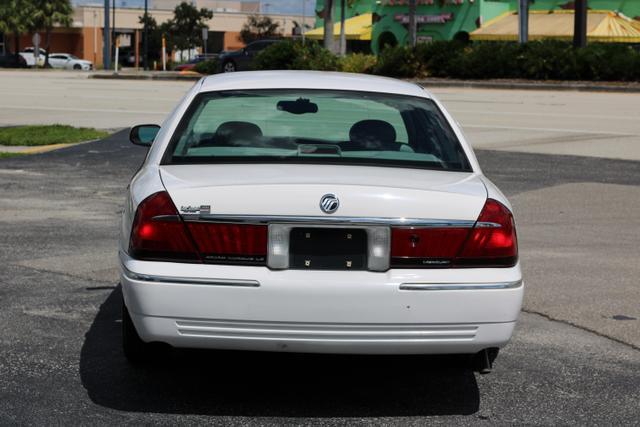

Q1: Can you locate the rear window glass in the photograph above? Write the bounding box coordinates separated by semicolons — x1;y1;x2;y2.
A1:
163;90;471;172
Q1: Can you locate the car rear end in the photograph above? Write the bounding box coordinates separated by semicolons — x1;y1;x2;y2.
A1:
119;73;522;365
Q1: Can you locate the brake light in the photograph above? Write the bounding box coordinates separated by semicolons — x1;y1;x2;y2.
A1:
455;199;518;267
390;198;517;268
129;191;268;265
129;191;200;262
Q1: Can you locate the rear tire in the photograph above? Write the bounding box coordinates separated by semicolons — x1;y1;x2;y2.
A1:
122;299;154;364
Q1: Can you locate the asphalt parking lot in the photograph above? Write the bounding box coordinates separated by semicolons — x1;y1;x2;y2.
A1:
1;72;639;424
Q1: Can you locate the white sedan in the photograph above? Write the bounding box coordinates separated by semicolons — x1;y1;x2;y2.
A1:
48;53;93;70
120;71;523;372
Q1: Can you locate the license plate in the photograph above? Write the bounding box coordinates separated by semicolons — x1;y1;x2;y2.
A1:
289;228;367;270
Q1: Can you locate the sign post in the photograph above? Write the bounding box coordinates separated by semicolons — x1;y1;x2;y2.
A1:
32;33;41;68
162;35;166;71
202;28;208;56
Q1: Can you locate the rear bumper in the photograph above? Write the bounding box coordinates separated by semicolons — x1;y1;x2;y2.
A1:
120;252;523;355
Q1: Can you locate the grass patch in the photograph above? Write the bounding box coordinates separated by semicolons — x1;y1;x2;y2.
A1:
0;152;26;158
0;125;109;146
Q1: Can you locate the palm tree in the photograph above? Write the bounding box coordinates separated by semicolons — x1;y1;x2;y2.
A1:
0;0;35;55
339;0;346;56
323;0;334;52
32;0;73;67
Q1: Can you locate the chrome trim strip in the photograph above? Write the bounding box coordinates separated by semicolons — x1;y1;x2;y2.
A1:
122;266;260;287
399;280;522;291
182;213;477;228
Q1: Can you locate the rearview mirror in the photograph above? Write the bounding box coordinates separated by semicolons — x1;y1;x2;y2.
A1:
130;124;160;146
277;98;318;115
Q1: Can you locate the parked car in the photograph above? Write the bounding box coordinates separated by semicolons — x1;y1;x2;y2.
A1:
174;56;205;72
19;47;46;67
0;53;27;68
121;71;522;373
48;53;93;70
218;39;280;72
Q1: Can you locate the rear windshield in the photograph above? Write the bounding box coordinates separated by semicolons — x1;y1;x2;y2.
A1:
162;90;471;172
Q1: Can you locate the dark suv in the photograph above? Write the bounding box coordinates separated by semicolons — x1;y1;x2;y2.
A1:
218;39;280;72
0;52;27;68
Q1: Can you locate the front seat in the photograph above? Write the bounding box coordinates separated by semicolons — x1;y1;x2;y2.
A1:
214;121;263;146
347;119;400;151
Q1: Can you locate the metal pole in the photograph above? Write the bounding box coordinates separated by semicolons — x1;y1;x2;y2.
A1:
518;0;529;44
408;0;417;47
112;0;116;64
573;0;587;48
93;10;97;65
103;0;110;69
143;0;148;70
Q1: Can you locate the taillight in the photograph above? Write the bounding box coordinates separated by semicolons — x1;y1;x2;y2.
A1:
390;198;518;268
187;223;267;265
455;199;518;267
129;192;200;262
129;191;268;265
391;228;470;267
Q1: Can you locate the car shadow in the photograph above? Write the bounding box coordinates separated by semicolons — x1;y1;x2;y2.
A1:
80;286;480;418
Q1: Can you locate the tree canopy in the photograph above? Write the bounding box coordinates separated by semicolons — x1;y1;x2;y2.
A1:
240;15;280;44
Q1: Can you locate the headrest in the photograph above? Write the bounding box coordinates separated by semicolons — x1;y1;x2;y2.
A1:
349;120;396;148
214;121;262;145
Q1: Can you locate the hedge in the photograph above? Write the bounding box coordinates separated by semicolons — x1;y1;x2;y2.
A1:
202;39;640;82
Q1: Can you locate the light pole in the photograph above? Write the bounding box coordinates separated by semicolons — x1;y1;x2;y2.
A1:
518;0;529;44
103;0;110;69
143;0;148;70
573;0;587;48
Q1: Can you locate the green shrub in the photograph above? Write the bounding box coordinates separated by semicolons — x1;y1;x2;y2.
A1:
253;40;339;71
372;45;422;78
415;40;465;77
339;53;377;74
194;58;220;75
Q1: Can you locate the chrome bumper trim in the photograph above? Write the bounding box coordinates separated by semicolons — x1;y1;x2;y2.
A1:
121;266;260;287
399;280;522;291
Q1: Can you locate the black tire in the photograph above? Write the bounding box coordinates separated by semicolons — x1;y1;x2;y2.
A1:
122;299;154;364
73;64;82;70
223;60;236;73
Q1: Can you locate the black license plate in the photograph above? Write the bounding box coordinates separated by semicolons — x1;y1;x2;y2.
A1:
289;228;367;270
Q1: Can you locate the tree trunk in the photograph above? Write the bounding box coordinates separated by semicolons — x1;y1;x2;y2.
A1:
44;27;51;68
323;0;334;53
339;0;346;56
14;33;20;55
408;0;417;47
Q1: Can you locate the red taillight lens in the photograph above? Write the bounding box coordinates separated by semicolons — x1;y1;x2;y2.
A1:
456;199;518;267
129;191;268;265
390;198;518;268
129;191;200;262
186;223;267;265
391;228;470;267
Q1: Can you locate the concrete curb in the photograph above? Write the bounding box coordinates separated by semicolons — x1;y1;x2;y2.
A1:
90;72;201;81
0;139;99;155
89;72;640;93
413;78;640;93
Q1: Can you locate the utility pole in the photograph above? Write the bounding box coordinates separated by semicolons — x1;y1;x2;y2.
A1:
143;0;148;70
573;0;587;48
408;0;417;47
518;0;529;44
111;0;116;64
103;0;110;69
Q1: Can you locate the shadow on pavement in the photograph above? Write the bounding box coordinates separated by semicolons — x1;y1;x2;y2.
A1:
80;287;480;418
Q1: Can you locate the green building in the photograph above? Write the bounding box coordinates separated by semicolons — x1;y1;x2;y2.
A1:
313;0;640;53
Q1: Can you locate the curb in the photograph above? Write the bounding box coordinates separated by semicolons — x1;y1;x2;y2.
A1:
90;72;201;81
413;78;640;93
0;139;98;155
89;72;640;93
